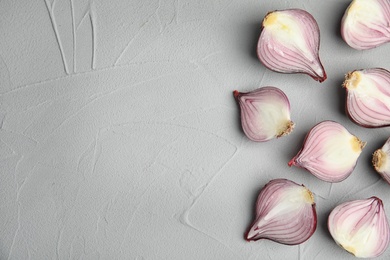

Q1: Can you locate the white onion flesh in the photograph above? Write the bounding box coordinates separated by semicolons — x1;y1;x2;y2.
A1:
289;121;365;182
341;0;390;50
257;9;326;82
234;87;294;142
246;179;317;245
373;137;390;184
344;68;390;128
328;197;390;258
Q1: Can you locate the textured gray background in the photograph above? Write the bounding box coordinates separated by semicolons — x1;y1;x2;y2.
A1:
1;0;390;259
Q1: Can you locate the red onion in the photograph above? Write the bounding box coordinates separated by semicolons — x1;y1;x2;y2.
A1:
257;9;326;82
328;197;390;258
343;68;390;128
246;179;317;245
233;87;294;142
341;0;390;50
289;121;366;182
373;137;390;184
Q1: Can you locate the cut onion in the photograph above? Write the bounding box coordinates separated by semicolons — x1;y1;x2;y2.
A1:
343;68;390;128
257;9;326;82
373;137;390;184
341;0;390;50
233;87;294;142
246;179;317;245
289;121;365;182
328;197;390;258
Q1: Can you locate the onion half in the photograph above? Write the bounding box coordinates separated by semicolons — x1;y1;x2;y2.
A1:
341;0;390;50
246;179;317;245
257;9;326;82
373;137;390;184
328;197;390;258
289;121;365;182
234;87;294;142
344;68;390;128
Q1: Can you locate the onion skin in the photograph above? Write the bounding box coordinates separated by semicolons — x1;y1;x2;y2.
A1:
257;9;326;82
289;121;366;183
328;197;390;258
233;87;294;142
341;0;390;50
372;137;390;184
344;68;390;128
246;179;317;245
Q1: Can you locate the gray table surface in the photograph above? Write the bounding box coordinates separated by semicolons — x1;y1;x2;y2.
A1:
1;0;389;259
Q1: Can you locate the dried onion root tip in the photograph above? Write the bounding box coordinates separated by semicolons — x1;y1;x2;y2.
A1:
372;137;390;184
328;197;390;258
288;121;366;182
246;179;317;245
233;87;294;142
341;0;390;50
257;9;326;82
343;68;390;128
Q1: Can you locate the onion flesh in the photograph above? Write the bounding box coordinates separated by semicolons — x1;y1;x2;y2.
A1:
246;179;317;245
233;87;294;142
328;197;390;258
344;68;390;128
341;0;390;50
289;121;365;182
373;137;390;184
257;9;326;82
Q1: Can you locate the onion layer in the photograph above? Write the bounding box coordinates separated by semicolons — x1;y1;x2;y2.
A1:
328;197;390;258
341;0;390;50
234;87;294;142
344;68;390;128
246;179;317;245
257;9;326;82
288;121;365;182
